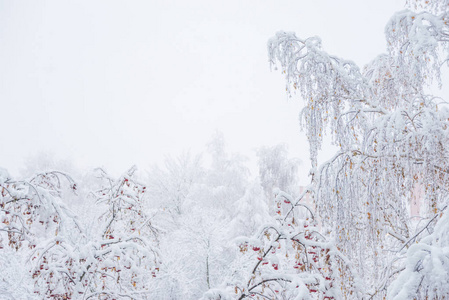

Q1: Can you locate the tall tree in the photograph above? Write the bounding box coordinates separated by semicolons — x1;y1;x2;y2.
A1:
266;0;449;298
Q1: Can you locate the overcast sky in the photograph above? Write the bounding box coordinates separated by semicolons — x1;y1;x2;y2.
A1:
0;0;405;179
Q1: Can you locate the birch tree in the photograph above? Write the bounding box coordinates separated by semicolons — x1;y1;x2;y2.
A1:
265;0;449;298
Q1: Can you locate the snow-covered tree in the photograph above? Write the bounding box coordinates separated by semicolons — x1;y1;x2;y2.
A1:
257;144;300;200
0;168;84;298
78;166;160;299
150;207;232;299
202;188;365;300
266;0;449;298
0;166;160;299
388;206;449;299
148;152;203;217
146;135;263;299
229;181;270;238
205;131;250;213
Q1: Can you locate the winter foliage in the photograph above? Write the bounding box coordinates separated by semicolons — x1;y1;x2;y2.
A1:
2;0;449;299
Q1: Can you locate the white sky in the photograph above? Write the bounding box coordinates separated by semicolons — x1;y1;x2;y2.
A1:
0;0;405;179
